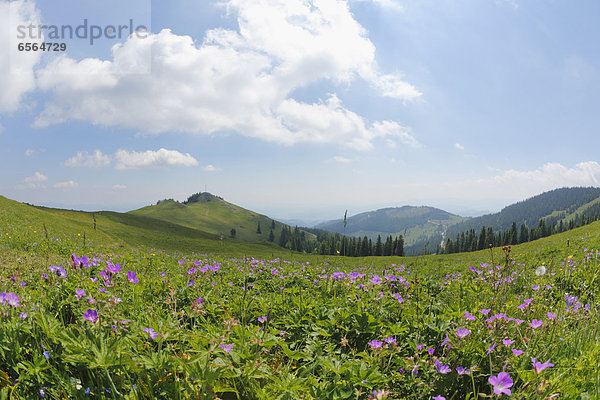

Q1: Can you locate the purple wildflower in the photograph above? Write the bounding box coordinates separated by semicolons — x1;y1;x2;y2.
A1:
220;344;233;353
489;372;513;396
464;311;476;320
480;309;491;315
142;327;159;339
384;336;396;345
546;312;557;320
438;364;451;374
529;319;543;329
456;328;471;338
75;289;85;299
532;358;554;374
84;309;98;323
6;292;19;307
105;261;122;275
511;349;525;356
127;271;139;283
368;340;383;349
502;339;515;347
258;316;267;323
427;347;435;355
486;342;497;356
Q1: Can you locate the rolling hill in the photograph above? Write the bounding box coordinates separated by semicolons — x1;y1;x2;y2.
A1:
128;192;291;242
0;195;283;257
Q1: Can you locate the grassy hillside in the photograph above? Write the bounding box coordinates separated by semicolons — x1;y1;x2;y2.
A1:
129;194;288;242
2;195;600;398
0;195;284;259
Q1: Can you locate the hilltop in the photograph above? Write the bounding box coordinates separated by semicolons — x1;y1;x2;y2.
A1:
129;192;290;242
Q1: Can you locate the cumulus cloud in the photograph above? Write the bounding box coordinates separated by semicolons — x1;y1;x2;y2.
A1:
65;150;112;167
64;148;198;169
114;148;199;169
455;143;465;150
479;162;600;188
34;0;420;150
53;180;78;189
112;184;127;189
0;0;42;113
202;165;218;172
20;171;47;189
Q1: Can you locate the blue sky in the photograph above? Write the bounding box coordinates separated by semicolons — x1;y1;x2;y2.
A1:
1;0;600;221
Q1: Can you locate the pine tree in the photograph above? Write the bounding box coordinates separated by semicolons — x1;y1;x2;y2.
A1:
374;235;383;256
256;223;262;234
268;229;274;242
230;228;236;238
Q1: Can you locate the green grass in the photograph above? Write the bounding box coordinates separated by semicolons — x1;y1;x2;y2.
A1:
2;195;600;399
129;199;291;242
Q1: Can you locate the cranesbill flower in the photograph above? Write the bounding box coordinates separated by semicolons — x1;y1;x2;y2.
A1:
75;289;85;299
532;358;554;374
480;309;491;315
502;339;515;347
84;309;98;323
433;396;446;400
456;328;471;338
546;312;557;320
220;344;233;353
486;343;497;356
529;319;543;329
384;336;396;345
437;364;451;374
464;311;476;321
142;327;158;339
6;292;19;307
489;372;513;396
105;261;122;275
19;312;28;320
127;271;139;283
368;340;383;349
511;349;525;356
258;316;267;323
427;347;435;355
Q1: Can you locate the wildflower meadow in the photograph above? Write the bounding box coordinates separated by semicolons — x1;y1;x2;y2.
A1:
1;204;600;399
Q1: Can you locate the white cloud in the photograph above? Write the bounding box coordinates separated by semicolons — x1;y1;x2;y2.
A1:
114;148;199;169
332;156;353;163
25;171;47;183
398;162;600;204
354;0;403;10
25;148;45;157
455;143;465;150
34;0;420;149
65;150;112;168
54;180;78;189
21;171;47;188
0;0;42;113
202;165;218;172
112;184;127;190
480;162;600;188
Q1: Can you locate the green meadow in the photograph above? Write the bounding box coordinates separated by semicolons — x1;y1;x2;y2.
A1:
1;194;600;399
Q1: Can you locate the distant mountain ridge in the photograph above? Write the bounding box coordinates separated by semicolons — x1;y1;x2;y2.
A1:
316;206;467;255
315;187;600;255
